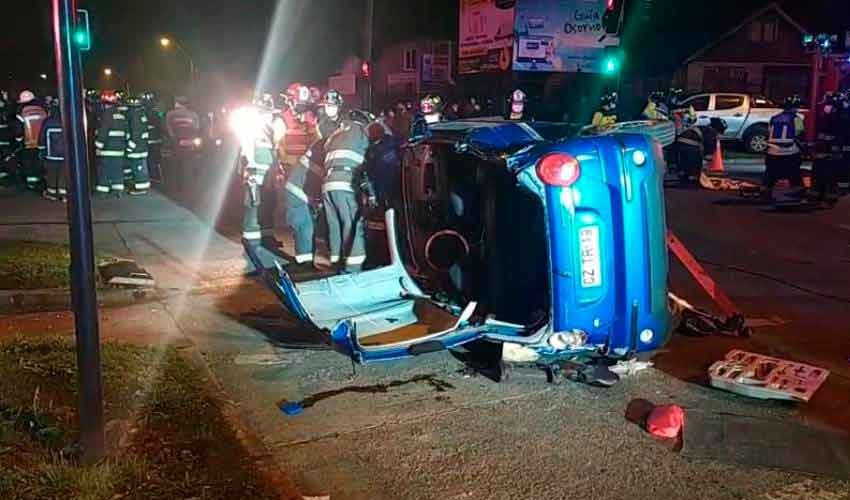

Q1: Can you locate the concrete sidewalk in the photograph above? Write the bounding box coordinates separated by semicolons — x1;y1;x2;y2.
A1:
0;187;250;292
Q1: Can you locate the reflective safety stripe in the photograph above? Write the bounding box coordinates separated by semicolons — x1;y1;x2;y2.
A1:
112;114;125;120
45;155;64;161
95;185;110;192
134;182;151;189
141;132;150;139
325;149;365;165
345;255;366;265
126;152;149;159
46;188;57;194
330;255;340;263
294;254;313;263
26;176;40;182
111;184;125;190
107;130;126;137
58;188;67;195
123;168;133;174
94;141;105;148
127;140;137;149
242;230;261;240
0;172;8;178
322;181;354;193
96;150;125;157
676;138;702;147
285;182;309;204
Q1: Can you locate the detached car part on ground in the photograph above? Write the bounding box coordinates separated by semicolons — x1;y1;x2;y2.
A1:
245;119;671;365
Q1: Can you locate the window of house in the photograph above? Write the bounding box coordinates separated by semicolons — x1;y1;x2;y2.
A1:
403;48;417;72
684;95;710;112
748;16;779;43
714;95;746;110
703;66;748;92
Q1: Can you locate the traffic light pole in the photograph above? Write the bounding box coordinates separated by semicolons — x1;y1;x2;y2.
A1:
52;0;105;462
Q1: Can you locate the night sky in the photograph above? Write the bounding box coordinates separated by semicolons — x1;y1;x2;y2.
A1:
2;0;847;98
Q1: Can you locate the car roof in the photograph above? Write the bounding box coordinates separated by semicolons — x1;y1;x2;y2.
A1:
427;119;546;152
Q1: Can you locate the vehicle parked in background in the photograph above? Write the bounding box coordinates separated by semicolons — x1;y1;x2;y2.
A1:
680;93;806;154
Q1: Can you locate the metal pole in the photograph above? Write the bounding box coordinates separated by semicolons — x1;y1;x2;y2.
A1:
806;50;821;143
364;0;374;110
51;0;105;462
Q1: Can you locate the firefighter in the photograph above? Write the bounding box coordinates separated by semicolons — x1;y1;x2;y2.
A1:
363;120;404;268
410;95;443;139
764;95;805;204
669;89;696;134
125;96;151;195
317;90;343;140
94;90;128;196
507;89;528;120
165;96;201;192
322;110;370;272
591;91;618;128
236;97;285;248
641;91;669;120
0;92;12;185
15;90;48;190
674;117;706;185
283;138;325;270
38;101;66;201
142;93;163;181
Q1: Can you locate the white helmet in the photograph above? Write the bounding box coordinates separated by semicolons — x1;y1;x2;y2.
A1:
18;90;35;104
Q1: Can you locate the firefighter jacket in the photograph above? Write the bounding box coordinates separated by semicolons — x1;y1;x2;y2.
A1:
767;111;804;157
17;103;48;150
279;109;318;167
317;115;341;140
0;103;11;149
285;140;326;207
145;106;163;146
364;134;403;204
94;106;128;159
38;115;65;161
642;101;669;121
322;120;369;194
126;105;150;160
676;126;704;155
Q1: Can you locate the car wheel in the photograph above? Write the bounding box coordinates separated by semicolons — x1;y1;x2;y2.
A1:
743;125;769;154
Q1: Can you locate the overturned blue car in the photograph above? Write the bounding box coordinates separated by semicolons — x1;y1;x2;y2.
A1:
245;119;672;368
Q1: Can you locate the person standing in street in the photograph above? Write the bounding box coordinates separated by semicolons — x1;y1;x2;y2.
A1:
15;90;47;191
674;120;705;185
591;91;618;128
125;96;151;195
38;101;67;201
763;95;805;203
142;93;163;181
94;90;128;197
322;111;370;272
507;89;528;120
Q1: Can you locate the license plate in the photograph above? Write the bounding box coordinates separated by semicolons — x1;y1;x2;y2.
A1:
578;226;602;288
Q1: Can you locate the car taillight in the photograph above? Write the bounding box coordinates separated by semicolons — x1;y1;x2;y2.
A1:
536;153;581;187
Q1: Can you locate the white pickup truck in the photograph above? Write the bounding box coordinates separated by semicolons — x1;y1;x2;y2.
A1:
679;93;803;154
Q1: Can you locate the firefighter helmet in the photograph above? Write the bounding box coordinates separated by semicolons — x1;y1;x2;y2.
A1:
783;95;802;110
18;90;36;104
420;94;442;115
601;91;618;107
101;90;119;104
323;89;343;106
649;90;667;103
348;109;372;125
511;89;527;104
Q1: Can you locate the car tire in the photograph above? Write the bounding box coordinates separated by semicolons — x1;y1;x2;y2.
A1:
743;124;769;154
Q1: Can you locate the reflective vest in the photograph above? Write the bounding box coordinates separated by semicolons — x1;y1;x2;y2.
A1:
0;105;11;147
94;107;128;158
126;105;150;159
280;109;317;166
18;104;48;149
767;111;802;156
676;126;704;150
39;116;65;161
284;141;326;206
323;121;368;194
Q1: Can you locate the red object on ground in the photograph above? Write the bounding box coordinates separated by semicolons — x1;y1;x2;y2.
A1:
646;405;685;438
708;139;725;174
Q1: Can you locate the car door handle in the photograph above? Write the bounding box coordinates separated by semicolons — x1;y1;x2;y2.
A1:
733;113;744;117
698;115;708;119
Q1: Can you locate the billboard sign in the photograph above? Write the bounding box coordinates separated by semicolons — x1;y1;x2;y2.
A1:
459;0;517;74
513;0;618;73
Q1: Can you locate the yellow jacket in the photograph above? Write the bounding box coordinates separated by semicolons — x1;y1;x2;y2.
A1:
592;112;617;128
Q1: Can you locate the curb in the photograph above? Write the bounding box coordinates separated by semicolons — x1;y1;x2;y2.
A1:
0;274;249;315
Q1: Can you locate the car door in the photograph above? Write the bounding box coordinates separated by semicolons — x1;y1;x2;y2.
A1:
709;94;748;138
244;209;525;364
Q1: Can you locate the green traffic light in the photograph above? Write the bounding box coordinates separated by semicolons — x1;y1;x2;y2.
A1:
75;31;86;44
603;57;618;74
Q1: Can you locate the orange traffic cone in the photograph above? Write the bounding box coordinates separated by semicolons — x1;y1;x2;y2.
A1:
708;139;725;174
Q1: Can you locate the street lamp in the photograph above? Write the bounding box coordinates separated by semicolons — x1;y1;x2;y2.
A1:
158;35;197;91
103;67;113;77
40;73;48;80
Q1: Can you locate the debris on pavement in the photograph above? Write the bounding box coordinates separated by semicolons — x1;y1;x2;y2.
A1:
669;292;751;337
99;260;155;288
682;411;850;479
708;350;830;402
610;358;653;376
280;401;304;416
234;352;289;366
646;404;685;439
501;342;540;363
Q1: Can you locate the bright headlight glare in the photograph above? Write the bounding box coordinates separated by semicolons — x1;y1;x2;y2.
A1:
229;106;261;138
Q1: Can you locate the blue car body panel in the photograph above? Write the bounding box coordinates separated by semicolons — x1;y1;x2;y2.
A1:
245;120;671;364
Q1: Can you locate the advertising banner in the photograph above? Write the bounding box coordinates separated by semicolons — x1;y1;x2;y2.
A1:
458;0;517;74
513;0;618;73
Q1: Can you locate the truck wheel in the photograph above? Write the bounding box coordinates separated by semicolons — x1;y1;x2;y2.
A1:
743;124;769;154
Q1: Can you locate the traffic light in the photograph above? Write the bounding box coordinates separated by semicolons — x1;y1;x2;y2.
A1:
603;0;623;35
602;46;622;75
75;9;91;51
361;61;371;79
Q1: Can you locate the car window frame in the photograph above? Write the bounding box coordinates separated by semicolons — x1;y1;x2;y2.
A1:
713;94;746;111
682;95;710;112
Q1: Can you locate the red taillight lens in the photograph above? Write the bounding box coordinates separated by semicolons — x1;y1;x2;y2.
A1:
536;153;581;187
